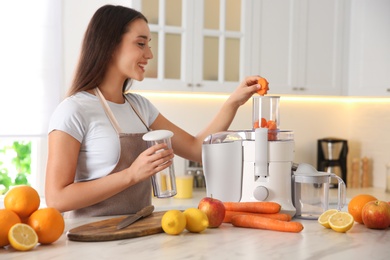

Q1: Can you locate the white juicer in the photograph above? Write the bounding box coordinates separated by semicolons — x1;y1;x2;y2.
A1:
202;96;296;217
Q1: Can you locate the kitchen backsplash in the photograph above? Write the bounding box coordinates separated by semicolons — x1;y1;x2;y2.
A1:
141;93;390;190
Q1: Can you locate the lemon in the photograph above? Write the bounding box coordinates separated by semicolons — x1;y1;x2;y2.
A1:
318;209;339;228
8;223;38;251
328;212;354;233
161;210;187;235
183;208;209;233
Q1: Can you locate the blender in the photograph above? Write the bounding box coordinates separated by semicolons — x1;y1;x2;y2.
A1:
202;96;296;217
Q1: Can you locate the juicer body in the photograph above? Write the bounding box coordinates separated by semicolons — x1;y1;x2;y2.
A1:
241;138;296;216
202;129;296;217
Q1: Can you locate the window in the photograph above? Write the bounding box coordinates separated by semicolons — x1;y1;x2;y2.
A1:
0;0;62;195
0;140;32;194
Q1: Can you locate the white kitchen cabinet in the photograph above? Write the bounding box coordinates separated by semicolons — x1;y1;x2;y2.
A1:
131;0;253;93
347;0;390;97
251;0;347;96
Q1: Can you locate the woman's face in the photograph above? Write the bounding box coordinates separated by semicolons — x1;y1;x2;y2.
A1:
112;19;153;81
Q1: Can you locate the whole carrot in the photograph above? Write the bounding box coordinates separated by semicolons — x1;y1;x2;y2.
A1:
223;201;281;214
223;211;292;223
231;215;304;233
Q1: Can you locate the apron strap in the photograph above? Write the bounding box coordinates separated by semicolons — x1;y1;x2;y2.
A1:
94;88;150;134
95;88;123;133
123;95;150;131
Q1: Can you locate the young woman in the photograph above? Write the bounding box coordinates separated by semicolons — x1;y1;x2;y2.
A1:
45;5;262;218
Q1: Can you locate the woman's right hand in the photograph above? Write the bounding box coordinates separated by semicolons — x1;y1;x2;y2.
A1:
226;75;262;108
127;143;174;183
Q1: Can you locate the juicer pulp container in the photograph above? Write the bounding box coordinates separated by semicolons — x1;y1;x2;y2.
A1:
202;131;251;202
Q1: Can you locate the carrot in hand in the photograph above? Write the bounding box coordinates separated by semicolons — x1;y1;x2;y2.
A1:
257;78;269;95
223;201;281;214
223;211;292;223
231;215;304;233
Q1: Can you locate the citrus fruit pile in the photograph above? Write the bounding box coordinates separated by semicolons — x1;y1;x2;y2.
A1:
161;208;209;235
318;193;390;232
0;185;64;251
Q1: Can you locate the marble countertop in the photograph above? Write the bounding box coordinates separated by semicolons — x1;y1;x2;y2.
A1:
2;188;390;259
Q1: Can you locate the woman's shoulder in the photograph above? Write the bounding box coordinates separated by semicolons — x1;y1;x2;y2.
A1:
58;91;98;109
124;92;159;124
124;92;147;101
124;92;154;108
67;91;97;104
51;91;101;121
49;91;104;139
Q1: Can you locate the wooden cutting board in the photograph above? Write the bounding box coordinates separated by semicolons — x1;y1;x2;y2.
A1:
67;211;166;242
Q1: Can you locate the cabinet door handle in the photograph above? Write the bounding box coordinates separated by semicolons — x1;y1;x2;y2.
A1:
292;87;306;91
187;83;202;87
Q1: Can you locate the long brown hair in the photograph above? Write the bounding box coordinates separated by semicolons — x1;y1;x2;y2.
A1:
67;5;147;97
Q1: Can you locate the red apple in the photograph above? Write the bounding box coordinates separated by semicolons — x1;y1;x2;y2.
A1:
362;200;390;229
198;197;226;228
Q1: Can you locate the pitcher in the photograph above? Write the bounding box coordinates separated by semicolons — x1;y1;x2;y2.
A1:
292;163;346;219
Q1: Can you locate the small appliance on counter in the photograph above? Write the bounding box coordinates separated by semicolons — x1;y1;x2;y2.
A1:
317;137;348;187
202;96;296;217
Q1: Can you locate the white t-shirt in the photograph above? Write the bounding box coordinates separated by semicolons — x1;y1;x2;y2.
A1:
48;91;159;182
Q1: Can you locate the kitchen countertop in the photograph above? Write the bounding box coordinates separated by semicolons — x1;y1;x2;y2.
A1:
1;188;390;259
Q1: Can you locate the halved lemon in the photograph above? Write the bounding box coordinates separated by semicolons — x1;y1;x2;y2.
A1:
8;223;38;251
328;212;354;233
318;209;339;228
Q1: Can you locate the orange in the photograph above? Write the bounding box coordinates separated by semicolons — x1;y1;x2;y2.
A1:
27;207;65;244
348;194;377;224
0;209;21;247
4;185;40;218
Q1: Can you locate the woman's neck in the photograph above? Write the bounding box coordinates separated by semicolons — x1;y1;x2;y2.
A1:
96;68;127;103
97;85;125;104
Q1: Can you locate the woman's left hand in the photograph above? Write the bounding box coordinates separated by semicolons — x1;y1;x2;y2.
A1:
227;75;262;107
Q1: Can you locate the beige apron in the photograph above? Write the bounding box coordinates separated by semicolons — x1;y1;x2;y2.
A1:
66;88;152;218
